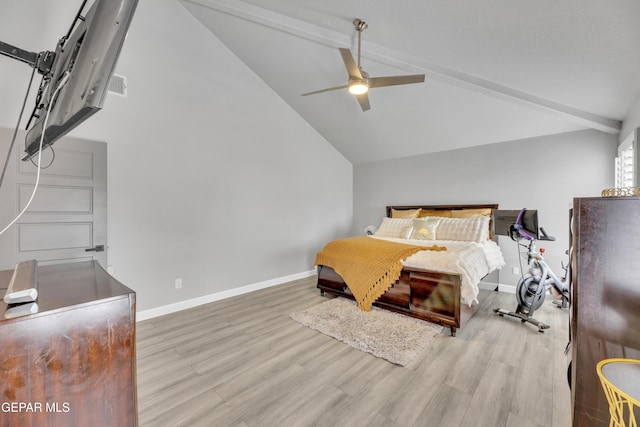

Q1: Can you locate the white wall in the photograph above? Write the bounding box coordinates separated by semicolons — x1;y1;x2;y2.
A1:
0;0;352;311
354;129;617;288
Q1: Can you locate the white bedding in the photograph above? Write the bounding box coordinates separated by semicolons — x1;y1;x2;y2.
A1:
371;236;505;305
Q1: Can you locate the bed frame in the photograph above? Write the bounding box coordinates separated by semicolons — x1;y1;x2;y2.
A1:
316;203;499;336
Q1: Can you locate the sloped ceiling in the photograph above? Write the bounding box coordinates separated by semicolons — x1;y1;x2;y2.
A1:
2;1;639;165
179;0;640;164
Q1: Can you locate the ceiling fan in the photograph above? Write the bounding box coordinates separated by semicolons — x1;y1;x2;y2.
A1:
301;19;425;112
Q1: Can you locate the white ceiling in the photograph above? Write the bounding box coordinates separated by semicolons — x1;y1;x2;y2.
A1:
179;0;640;164
2;1;639;165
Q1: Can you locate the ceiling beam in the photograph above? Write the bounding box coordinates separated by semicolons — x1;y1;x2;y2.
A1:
184;0;621;134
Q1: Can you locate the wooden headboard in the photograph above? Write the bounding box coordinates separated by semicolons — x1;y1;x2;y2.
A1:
386;203;500;242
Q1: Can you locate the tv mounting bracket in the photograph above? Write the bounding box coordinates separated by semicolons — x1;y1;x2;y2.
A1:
0;0;87;78
0;40;55;76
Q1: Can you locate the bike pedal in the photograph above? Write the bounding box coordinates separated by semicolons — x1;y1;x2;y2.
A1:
552;299;567;308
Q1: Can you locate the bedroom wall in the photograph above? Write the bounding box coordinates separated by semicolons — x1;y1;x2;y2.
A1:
0;0;352;313
353;129;617;289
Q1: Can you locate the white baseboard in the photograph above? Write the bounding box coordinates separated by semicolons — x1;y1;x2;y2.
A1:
478;281;516;294
136;269;317;322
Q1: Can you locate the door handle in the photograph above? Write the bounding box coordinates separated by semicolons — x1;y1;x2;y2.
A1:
85;245;105;252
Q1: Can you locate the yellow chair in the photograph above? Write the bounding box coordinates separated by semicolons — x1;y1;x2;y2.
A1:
597;358;640;427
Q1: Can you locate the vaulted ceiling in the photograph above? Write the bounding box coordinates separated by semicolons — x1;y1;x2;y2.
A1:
2;1;639;165
179;0;640;164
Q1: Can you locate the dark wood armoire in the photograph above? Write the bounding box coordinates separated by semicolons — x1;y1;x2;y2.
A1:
571;196;640;426
0;261;138;427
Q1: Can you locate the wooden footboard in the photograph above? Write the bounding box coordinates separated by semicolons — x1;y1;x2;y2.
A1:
316;265;479;336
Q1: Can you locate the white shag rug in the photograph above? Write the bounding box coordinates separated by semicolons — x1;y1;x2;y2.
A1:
290;297;442;366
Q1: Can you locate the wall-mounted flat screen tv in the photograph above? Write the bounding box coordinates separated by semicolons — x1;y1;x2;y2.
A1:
22;0;138;161
493;209;539;240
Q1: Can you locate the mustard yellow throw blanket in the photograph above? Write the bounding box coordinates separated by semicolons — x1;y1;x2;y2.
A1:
315;236;446;311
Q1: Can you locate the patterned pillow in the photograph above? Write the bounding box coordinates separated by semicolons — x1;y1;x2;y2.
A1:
375;218;414;239
418;209;452;218
409;217;441;240
450;208;492;218
391;208;421;219
436;216;490;242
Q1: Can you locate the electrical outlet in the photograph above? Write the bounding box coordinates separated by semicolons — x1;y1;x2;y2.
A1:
175;278;183;289
512;267;520;275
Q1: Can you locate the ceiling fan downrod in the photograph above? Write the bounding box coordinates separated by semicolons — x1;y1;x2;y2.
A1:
353;19;367;70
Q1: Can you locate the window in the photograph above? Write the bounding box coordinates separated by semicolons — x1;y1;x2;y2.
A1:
615;129;637;188
615;143;634;188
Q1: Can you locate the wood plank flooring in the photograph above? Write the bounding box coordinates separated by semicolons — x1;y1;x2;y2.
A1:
136;277;572;426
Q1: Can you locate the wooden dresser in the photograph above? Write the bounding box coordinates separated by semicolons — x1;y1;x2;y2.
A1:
571;197;640;426
0;261;138;427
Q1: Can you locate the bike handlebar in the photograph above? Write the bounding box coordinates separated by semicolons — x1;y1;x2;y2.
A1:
512;209;556;242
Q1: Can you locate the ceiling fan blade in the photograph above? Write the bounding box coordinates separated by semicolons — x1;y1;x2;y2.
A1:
355;92;370;111
368;74;425;89
339;48;363;79
301;84;348;96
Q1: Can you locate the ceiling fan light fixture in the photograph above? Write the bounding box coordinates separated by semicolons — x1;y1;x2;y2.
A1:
301;19;425;111
348;80;369;95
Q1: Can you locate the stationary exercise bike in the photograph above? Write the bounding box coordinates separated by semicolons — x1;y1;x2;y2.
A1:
494;208;570;332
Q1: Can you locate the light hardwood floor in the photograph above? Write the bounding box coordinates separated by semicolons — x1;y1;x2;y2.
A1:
136;277;572;427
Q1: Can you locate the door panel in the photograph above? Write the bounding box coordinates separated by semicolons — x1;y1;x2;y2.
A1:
0;129;107;269
17;148;94;178
18;184;93;213
18;222;93;251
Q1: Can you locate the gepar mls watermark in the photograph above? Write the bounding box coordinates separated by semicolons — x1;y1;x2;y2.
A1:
1;401;70;413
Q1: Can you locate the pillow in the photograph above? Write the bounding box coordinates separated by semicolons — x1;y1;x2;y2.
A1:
450;208;492;218
418;209;452;218
409;217;441;240
436;216;490;242
375;217;414;239
391;208;421;219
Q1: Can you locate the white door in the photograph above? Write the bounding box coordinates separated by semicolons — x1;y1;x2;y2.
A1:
0;128;107;269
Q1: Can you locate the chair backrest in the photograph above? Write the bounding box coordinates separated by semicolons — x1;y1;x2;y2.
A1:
597;358;640;427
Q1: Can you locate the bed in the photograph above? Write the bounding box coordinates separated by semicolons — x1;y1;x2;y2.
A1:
315;204;505;336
